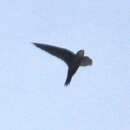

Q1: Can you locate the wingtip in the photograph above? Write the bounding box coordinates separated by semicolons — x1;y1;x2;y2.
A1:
32;42;41;48
64;82;70;87
32;42;37;46
64;84;68;87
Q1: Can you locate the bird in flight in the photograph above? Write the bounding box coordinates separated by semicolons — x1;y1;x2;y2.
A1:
32;42;93;86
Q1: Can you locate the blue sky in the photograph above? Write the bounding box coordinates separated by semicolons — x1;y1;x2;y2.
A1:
0;0;130;130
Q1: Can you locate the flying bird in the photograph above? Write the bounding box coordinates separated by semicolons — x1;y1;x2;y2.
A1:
32;42;93;86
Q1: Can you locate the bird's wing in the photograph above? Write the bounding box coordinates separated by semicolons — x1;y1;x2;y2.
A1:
65;65;79;86
32;42;75;66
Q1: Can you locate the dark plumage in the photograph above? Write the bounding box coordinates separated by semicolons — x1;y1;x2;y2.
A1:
32;42;92;86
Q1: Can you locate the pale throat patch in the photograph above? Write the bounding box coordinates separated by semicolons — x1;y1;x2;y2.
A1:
80;57;92;66
80;59;88;66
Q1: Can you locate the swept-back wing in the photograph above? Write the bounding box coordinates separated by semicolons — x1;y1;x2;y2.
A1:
33;42;75;67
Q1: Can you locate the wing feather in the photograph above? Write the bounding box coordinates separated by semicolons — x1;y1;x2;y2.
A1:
32;42;75;66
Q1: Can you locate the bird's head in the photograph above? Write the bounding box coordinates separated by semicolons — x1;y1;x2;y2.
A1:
77;50;93;66
76;50;84;57
80;56;93;66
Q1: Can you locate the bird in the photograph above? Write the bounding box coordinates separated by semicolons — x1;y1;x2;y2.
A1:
32;42;93;86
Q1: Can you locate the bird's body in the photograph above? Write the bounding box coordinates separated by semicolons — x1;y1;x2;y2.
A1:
32;42;92;86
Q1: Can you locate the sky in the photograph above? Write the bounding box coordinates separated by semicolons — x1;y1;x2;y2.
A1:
0;0;130;130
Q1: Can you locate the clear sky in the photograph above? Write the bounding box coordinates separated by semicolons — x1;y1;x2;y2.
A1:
0;0;130;130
